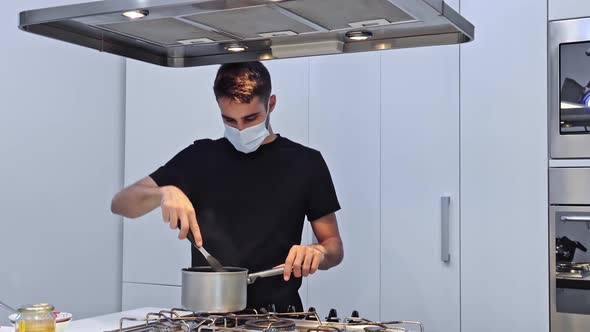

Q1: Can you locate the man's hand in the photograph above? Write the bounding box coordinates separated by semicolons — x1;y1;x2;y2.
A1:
283;244;327;281
160;185;202;246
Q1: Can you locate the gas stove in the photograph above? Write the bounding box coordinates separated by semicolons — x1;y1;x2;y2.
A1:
103;308;423;332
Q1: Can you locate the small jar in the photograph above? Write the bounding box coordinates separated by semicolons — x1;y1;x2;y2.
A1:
15;303;55;332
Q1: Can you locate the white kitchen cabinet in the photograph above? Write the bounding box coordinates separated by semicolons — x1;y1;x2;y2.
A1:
263;58;310;146
307;52;382;320
460;0;548;331
0;2;126;324
122;57;312;304
123;60;221;287
379;45;460;331
122;282;182;311
263;57;313;308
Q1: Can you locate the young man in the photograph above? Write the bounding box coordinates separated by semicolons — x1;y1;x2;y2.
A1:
111;61;343;312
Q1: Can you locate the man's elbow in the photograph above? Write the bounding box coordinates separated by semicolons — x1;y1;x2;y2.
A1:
110;193;135;218
333;242;344;267
110;195;124;215
321;239;344;270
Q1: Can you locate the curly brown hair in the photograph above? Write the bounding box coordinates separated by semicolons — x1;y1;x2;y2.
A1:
213;61;272;106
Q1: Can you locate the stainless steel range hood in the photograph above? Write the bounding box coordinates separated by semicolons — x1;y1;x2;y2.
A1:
19;0;474;68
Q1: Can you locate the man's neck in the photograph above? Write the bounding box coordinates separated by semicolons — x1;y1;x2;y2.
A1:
262;127;277;145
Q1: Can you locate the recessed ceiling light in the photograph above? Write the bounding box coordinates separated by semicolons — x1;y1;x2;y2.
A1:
346;31;373;41
122;10;149;19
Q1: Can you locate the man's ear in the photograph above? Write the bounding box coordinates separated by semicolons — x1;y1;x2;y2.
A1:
268;95;277;113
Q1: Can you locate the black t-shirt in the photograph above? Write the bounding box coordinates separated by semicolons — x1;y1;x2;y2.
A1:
149;134;340;312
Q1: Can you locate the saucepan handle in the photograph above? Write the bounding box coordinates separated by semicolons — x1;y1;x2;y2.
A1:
247;267;285;284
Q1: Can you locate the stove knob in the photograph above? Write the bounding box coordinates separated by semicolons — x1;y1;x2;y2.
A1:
305;307;317;320
259;307;269;314
287;305;297;313
351;310;360;318
267;304;277;313
326;309;340;322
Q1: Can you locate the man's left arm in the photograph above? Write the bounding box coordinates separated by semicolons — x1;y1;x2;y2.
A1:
283;212;343;281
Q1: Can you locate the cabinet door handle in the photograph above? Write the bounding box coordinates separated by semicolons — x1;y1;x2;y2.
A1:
441;196;451;263
560;216;590;222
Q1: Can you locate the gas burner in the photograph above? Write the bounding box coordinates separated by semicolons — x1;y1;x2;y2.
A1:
307;326;342;332
244;319;296;332
152;323;184;332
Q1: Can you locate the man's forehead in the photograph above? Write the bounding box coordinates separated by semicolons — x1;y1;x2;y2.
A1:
219;100;265;119
218;96;263;106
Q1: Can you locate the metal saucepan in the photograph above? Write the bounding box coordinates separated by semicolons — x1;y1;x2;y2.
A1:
181;266;285;313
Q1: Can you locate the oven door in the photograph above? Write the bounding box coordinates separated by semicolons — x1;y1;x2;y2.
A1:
550;18;590;159
551;206;590;332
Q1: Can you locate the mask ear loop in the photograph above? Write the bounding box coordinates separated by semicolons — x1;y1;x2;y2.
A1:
264;100;271;129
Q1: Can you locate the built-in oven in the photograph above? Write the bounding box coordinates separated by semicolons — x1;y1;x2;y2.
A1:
550;17;590;158
550;168;590;331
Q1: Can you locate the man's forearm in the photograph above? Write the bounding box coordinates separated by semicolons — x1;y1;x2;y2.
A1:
316;237;344;270
111;184;162;218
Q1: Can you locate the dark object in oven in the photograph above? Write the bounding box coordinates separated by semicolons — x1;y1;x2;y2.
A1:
556;236;588;262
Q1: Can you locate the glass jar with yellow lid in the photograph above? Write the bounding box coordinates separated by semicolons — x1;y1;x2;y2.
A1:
15;303;55;332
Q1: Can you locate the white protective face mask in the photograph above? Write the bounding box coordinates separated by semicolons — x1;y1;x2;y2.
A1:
224;109;270;154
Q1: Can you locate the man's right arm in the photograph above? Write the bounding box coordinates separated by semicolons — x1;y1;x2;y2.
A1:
111;176;162;219
111;176;202;244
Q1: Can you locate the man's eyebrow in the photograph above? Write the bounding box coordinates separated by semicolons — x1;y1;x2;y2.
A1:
242;112;260;119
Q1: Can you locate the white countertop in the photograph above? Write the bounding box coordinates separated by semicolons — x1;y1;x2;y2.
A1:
69;307;169;331
2;307;169;332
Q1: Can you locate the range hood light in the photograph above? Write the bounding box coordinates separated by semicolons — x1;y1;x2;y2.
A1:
375;42;393;50
346;31;373;41
122;10;148;19
259;53;274;60
225;44;248;53
271;40;343;58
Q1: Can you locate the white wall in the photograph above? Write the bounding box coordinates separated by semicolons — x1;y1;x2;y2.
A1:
0;0;125;325
460;0;548;331
550;0;590;21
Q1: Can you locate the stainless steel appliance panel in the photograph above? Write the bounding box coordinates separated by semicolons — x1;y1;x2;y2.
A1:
551;206;590;331
550;18;590;158
550;168;590;205
550;167;590;332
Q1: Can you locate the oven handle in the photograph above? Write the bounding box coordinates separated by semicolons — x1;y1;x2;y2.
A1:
560;216;590;222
